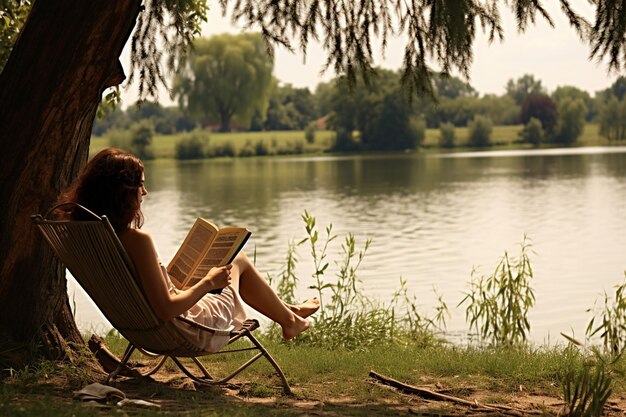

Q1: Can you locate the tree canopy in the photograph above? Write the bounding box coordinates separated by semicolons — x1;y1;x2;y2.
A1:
174;33;273;131
520;93;557;134
261;81;318;130
506;74;546;105
0;0;29;70
329;68;422;151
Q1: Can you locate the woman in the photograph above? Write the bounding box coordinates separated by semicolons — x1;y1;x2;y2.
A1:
58;147;318;352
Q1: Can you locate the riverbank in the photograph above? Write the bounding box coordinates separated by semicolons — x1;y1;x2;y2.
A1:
90;123;621;159
2;335;625;416
39;125;626;416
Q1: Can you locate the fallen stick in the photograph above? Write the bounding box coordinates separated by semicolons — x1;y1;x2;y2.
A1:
369;370;545;416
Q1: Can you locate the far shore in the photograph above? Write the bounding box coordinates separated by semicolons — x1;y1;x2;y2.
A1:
90;123;626;160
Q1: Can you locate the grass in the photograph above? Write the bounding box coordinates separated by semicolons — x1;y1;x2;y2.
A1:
423;123;614;149
91;130;336;159
2;335;624;416
423;124;522;147
91;123;625;159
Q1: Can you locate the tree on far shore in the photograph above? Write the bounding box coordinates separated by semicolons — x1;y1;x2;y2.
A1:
174;33;273;132
329;69;422;151
553;98;586;144
521;94;558;135
506;74;546;105
3;0;626;370
599;96;626;141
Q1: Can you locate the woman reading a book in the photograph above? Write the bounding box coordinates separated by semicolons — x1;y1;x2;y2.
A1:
58;147;318;352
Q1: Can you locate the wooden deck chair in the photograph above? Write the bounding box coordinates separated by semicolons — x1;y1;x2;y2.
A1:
31;203;291;394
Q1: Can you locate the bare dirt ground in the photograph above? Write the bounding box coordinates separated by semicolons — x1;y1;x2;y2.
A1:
6;354;626;417
14;364;622;417
129;374;626;416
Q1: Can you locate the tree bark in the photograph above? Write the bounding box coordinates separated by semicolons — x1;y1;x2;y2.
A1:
219;109;232;132
0;0;142;367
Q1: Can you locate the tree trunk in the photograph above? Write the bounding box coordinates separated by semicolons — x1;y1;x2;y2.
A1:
219;108;233;132
0;0;141;367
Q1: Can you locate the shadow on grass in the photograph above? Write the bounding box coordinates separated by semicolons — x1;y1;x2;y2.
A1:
1;371;439;417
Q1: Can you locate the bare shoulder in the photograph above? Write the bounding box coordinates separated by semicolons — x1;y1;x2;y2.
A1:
118;228;155;253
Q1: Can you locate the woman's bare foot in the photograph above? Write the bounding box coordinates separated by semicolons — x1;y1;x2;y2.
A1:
281;315;310;340
287;297;320;319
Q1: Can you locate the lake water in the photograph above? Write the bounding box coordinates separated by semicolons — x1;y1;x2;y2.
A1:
69;146;626;345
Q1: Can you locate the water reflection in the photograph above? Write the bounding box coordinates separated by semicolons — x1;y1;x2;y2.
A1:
73;147;626;344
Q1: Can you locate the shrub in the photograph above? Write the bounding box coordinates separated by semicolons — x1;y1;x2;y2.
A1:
175;131;208;160
520;117;544;146
558;337;616;417
467;115;493;147
439;122;456;148
304;122;317;144
459;236;535;346
554;98;587;144
129;121;155;159
293;139;304;154
561;358;613;417
206;142;236;158
586;278;626;357
275;139;305;155
238;140;256;157
363;93;421;151
254;140;270;156
267;211;448;349
332;128;360;152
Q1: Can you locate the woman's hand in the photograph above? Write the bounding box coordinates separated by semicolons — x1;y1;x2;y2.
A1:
203;264;232;292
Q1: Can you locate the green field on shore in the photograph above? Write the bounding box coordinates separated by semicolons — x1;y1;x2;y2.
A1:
90;130;336;158
90;123;617;159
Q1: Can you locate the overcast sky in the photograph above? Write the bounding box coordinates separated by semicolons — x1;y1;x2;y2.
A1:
120;1;619;105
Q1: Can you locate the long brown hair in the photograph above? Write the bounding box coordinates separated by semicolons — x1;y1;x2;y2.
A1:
57;148;145;232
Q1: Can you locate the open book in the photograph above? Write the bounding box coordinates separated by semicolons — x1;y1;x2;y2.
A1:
167;218;251;291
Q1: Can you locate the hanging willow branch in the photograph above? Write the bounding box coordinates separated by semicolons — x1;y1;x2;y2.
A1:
128;0;608;100
129;0;208;99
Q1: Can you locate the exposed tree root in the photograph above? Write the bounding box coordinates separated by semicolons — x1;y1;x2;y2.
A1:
87;334;142;378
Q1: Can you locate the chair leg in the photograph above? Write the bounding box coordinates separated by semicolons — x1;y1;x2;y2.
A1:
170;353;260;385
106;342;136;384
190;356;214;379
136;347;163;358
141;355;169;377
131;347;170;377
244;332;292;395
112;331;291;394
169;333;291;395
144;355;215;381
170;356;216;384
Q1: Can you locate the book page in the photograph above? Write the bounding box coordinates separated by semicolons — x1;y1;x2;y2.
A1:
167;218;217;289
182;227;251;289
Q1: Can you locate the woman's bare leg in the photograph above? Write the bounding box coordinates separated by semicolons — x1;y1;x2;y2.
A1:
231;253;312;339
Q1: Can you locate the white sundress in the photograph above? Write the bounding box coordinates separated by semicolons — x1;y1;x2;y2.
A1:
159;264;247;353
